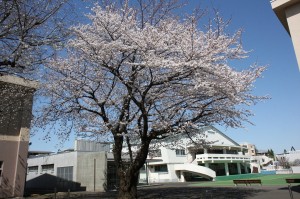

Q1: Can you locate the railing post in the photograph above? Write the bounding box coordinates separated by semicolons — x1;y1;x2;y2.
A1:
54;187;57;199
288;184;294;199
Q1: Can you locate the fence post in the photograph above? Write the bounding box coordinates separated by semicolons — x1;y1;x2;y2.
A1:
54;187;57;199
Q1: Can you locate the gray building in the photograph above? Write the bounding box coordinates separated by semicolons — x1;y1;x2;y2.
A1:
26;140;119;194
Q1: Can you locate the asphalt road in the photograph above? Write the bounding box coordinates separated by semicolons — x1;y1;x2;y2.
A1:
24;183;300;199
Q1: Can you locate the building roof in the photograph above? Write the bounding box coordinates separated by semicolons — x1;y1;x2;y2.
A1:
208;126;240;146
28;151;54;157
148;126;245;151
0;75;38;89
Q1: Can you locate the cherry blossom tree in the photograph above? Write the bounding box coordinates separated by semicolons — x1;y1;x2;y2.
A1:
35;1;266;198
0;0;76;133
0;0;70;76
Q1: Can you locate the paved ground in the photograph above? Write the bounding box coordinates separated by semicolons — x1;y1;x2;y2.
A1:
24;183;300;199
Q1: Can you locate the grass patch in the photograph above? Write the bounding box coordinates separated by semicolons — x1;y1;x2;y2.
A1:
190;174;300;187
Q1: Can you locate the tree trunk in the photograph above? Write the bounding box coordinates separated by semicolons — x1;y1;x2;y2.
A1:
112;130;151;199
117;170;139;199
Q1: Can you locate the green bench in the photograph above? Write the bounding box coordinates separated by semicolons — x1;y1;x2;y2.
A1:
233;179;262;186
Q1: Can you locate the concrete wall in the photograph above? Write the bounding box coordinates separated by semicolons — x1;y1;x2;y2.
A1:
26;152;85;193
0;141;19;197
271;0;300;69
26;151;108;193
286;2;300;68
76;152;107;192
0;76;36;198
162;148;188;164
291;166;300;173
75;140;111;152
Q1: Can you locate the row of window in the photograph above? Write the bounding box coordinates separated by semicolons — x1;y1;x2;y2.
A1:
140;164;169;173
28;165;73;181
149;149;186;157
154;165;168;172
28;164;54;173
175;149;185;156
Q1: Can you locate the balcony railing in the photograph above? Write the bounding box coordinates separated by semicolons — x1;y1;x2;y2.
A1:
196;153;251;163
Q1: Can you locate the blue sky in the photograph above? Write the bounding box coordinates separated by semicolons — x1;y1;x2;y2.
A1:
30;0;300;154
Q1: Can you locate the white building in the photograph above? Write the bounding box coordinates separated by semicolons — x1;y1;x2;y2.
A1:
276;149;300;163
143;126;251;183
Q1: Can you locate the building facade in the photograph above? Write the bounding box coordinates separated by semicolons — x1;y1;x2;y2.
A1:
276;149;300;163
142;126;251;183
241;143;257;156
26;127;253;193
0;75;37;198
26;141;111;194
271;0;300;69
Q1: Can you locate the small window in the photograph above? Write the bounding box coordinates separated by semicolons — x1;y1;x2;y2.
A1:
57;166;73;181
0;161;3;185
28;166;38;173
41;164;54;173
226;150;238;154
154;165;168;172
175;149;185;156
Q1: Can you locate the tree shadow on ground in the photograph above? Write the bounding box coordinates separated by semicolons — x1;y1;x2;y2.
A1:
136;186;267;199
279;185;300;193
25;185;270;199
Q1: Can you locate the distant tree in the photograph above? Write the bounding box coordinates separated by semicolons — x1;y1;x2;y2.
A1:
267;149;275;159
35;1;266;198
278;156;290;169
291;159;300;166
291;146;295;151
284;149;288;154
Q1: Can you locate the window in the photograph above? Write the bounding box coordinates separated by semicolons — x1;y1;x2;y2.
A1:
154;165;168;172
149;149;161;157
41;164;54;173
207;148;223;154
226;150;238;155
57;166;73;181
175;149;186;156
28;166;38;173
0;161;3;185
